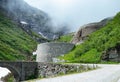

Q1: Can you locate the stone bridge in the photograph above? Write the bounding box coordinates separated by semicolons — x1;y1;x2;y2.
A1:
0;61;38;82
0;62;93;82
0;43;75;81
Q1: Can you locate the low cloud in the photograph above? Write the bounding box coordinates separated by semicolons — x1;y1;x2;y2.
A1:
25;0;120;32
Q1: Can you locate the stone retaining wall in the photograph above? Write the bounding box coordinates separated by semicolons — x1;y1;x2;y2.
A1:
36;42;74;62
38;63;97;78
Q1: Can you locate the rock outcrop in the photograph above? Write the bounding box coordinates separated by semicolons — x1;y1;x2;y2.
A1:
71;17;113;44
102;44;120;62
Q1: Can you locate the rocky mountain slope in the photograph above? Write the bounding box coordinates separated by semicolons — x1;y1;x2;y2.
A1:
60;12;120;63
0;0;67;40
0;0;54;61
71;17;113;44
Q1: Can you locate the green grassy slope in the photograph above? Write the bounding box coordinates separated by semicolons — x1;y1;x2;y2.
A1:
60;12;120;63
0;13;37;61
56;33;74;42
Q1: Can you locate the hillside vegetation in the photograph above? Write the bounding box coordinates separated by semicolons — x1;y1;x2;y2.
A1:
56;33;74;42
0;13;37;61
60;12;120;63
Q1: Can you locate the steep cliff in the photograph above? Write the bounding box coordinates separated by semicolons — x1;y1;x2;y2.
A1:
71;17;113;44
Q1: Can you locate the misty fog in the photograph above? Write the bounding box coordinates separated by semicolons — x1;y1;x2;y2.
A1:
1;0;120;39
24;0;120;32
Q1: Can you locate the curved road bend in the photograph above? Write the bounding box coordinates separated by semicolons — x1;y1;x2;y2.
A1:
25;64;120;82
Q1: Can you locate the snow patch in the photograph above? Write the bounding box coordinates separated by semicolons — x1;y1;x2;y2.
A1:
38;32;47;39
33;52;37;55
20;21;28;25
0;67;10;80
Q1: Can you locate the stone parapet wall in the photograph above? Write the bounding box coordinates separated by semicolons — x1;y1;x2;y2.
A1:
38;63;97;78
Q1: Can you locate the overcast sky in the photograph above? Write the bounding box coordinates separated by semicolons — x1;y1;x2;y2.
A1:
24;0;120;32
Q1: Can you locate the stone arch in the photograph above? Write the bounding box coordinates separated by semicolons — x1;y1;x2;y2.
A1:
0;64;20;82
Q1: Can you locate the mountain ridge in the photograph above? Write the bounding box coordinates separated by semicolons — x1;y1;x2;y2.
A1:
59;12;120;63
0;0;67;40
